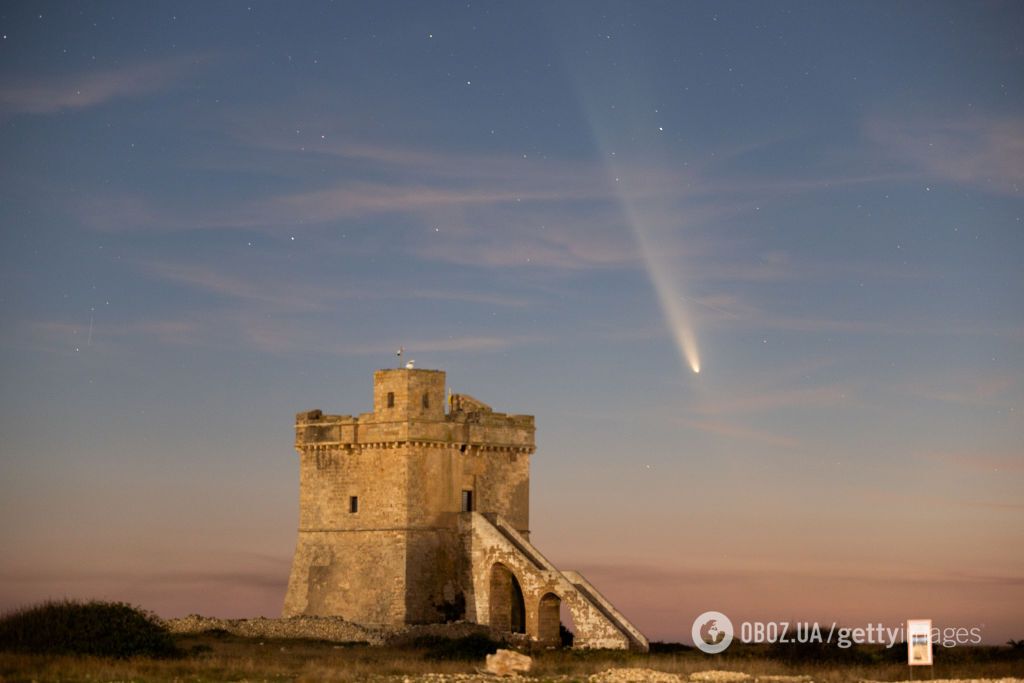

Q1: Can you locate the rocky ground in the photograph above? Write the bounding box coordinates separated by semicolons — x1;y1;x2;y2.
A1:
163;614;508;647
164;614;388;644
357;673;1024;683
154;622;1023;683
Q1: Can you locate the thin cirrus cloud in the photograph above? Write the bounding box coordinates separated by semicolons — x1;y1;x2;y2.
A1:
681;418;804;449
0;55;205;115
71;112;1023;290
915;450;1024;474
133;259;340;312
694;384;854;417
865;115;1024;195
688;290;1024;340
234;313;543;357
131;258;534;310
0;568;287;592
26;318;203;352
900;374;1018;407
24;310;542;359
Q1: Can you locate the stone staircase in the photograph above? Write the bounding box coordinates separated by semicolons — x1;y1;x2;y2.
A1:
462;512;649;651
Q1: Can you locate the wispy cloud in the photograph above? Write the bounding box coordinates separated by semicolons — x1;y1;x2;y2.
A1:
915;450;1024;474
236;315;543;356
688;291;1024;339
901;375;1018;408
28;318;202;350
0;56;205;115
135;260;330;311
695;385;853;416
866;116;1024;195
131;258;534;310
0;568;287;592
25;311;543;359
573;560;1024;589
682;418;803;449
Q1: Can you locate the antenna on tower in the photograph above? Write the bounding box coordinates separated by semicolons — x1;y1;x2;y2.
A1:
396;346;404;367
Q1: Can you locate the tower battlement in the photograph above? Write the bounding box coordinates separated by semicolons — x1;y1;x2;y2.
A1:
295;369;535;452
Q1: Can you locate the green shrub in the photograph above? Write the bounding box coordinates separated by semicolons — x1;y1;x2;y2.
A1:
0;599;179;658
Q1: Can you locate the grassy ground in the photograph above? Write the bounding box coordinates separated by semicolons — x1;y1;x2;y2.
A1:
0;632;1021;683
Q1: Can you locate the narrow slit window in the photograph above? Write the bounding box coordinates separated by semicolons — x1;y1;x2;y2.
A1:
386;392;394;408
461;490;473;513
349;496;359;513
422;392;430;409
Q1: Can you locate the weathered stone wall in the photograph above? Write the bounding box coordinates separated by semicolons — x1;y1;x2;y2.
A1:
284;368;535;628
295;445;410;531
466;448;530;535
373;368;447;422
284;529;407;624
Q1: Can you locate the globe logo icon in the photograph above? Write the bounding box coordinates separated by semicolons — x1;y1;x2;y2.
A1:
692;610;734;653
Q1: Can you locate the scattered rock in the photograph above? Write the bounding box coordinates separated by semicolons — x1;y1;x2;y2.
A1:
690;672;752;683
484;648;532;676
589;668;681;683
862;680;1024;683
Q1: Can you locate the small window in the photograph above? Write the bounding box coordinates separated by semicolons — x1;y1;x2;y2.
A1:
387;392;394;408
349;496;359;513
461;490;473;513
422;392;430;409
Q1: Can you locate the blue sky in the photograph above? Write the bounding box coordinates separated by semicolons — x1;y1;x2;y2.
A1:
1;1;1022;642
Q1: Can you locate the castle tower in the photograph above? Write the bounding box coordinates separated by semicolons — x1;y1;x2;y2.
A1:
283;368;535;625
283;367;648;651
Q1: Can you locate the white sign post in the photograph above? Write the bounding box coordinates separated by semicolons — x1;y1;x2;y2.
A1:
907;619;933;672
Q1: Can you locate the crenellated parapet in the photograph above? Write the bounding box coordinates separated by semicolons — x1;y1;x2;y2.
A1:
294;404;535;453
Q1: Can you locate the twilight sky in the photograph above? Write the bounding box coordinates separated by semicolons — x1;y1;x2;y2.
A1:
1;1;1022;644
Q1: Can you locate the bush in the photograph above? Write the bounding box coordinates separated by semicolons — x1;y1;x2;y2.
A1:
0;600;179;658
409;633;501;660
649;640;693;654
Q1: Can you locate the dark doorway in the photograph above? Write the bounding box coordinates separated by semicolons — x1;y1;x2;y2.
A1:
488;563;526;634
538;592;561;644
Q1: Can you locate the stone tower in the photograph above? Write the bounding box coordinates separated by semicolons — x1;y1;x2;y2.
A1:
284;367;648;651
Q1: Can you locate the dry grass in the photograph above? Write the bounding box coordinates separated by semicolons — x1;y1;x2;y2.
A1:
0;633;1020;683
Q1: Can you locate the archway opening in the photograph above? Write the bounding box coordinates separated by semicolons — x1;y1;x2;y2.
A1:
559;599;577;647
538;592;561;645
488;564;526;634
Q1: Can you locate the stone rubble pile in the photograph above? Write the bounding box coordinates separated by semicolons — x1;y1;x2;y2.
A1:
163;614;386;644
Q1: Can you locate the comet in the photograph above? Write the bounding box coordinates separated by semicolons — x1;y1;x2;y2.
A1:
619;197;702;375
569;66;702;376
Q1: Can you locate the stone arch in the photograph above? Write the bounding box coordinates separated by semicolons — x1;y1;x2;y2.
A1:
537;592;561;645
488;563;526;634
